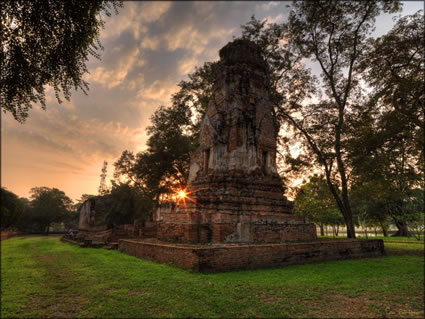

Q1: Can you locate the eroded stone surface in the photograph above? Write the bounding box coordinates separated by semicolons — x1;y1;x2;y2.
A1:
78;198;107;232
156;39;317;243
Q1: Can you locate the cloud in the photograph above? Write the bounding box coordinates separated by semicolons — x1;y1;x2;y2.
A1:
99;2;171;41
140;36;161;50
264;13;286;25
138;79;178;102
261;1;281;11
2;1;297;201
140;2;172;24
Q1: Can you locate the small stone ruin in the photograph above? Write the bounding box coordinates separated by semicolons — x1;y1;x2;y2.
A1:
63;198;153;248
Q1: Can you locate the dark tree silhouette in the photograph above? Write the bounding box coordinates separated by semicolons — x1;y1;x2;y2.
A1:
1;0;122;122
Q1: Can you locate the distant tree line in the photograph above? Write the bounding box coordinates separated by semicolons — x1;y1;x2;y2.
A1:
1;187;76;234
0;183;154;234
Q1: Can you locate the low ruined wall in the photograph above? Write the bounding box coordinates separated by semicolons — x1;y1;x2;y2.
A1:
119;240;199;270
119;239;385;273
252;223;317;242
0;231;20;241
157;222;318;244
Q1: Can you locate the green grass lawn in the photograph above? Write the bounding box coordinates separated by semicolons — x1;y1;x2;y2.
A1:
1;236;424;318
384;242;424;256
318;235;424;242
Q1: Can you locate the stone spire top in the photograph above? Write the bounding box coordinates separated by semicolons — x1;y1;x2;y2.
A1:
219;39;266;68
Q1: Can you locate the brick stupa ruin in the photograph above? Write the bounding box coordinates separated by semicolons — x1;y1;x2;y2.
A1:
154;39;317;243
69;39;384;272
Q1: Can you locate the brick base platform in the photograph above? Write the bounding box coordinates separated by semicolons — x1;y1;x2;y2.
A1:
119;239;385;272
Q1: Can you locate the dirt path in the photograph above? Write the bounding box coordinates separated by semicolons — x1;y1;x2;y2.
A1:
20;245;84;318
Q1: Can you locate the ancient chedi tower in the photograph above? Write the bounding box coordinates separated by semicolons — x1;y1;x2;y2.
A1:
155;39;317;243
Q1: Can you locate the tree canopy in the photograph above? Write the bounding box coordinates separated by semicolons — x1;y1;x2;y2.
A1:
114;93;196;203
28;187;73;234
0;187;25;229
294;175;344;236
0;0;122;122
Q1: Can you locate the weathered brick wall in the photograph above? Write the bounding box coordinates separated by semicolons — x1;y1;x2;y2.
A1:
252;224;317;242
119;240;199;270
119;239;385;273
154;174;317;244
157;222;318;244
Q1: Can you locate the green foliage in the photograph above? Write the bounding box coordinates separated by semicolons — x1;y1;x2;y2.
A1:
114;102;196;203
348;10;424;236
1;236;424;318
76;194;97;206
351;175;423;237
103;182;154;226
404;189;425;240
282;0;402;238
350;179;392;234
294;175;344;229
363;10;424;145
73;184;153;227
0;0;123;123
0;188;26;229
239;1;411;238
172;62;217;136
26;187;73;234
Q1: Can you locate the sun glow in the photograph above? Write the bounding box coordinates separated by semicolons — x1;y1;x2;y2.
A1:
177;190;187;199
174;185;205;208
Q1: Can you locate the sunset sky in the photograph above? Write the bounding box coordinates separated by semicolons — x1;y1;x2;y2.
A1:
2;1;422;202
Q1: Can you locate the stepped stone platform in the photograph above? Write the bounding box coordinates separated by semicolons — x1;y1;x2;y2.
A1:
119;238;385;273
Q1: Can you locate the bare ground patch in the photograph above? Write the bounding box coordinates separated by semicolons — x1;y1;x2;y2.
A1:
128;290;148;297
303;293;424;318
39;254;55;263
21;252;83;317
21;294;83;318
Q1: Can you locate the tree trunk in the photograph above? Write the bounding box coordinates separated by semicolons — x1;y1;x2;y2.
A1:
335;225;339;236
364;226;368;239
341;193;356;238
320;224;325;236
382;227;388;237
379;221;388;237
392;220;409;237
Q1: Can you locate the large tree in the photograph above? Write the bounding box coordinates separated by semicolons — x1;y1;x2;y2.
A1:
240;1;401;238
0;187;26;229
1;0;122;122
364;10;424;142
349;11;424;236
28;187;73;234
104;182;154;226
114;101;195;203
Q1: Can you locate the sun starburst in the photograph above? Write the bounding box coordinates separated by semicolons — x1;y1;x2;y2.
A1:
174;185;205;208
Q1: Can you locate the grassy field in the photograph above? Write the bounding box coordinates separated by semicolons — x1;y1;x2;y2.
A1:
1;236;423;318
318;235;424;242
